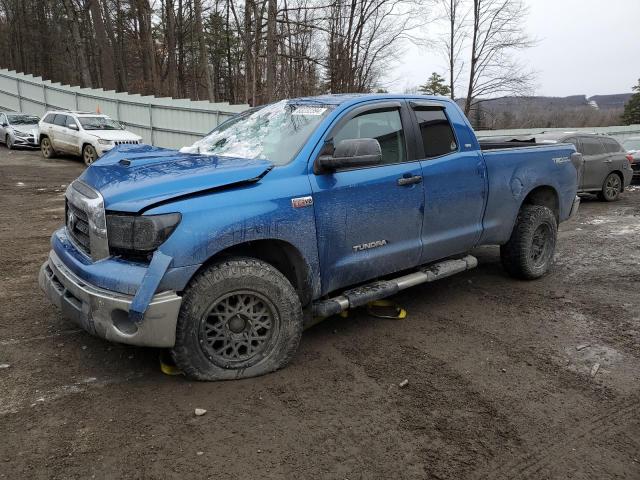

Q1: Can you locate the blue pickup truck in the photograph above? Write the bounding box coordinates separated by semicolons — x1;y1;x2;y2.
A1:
39;94;582;380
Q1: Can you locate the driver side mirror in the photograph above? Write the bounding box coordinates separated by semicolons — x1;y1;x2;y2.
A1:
67;123;78;130
316;138;382;173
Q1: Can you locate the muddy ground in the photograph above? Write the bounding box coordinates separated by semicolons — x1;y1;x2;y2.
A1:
0;148;639;480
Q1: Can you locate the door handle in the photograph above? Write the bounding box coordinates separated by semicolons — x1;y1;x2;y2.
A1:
397;175;422;186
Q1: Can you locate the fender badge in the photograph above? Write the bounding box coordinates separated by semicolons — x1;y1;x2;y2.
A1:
291;196;313;208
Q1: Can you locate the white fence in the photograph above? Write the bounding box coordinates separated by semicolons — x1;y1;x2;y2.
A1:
0;69;249;149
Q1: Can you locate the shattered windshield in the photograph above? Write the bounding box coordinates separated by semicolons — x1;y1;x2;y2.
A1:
182;100;333;165
7;114;39;125
78;117;123;130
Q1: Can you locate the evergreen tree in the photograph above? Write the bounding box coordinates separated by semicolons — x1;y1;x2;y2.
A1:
622;78;640;125
418;72;451;96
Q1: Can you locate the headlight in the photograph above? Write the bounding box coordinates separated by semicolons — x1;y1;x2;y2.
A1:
14;131;29;138
98;139;113;145
106;213;181;254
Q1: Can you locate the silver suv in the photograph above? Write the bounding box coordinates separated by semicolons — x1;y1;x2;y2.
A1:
39;111;142;165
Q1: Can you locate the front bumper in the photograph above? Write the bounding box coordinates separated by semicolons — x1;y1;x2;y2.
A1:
568;195;580;220
12;135;38;147
39;250;182;347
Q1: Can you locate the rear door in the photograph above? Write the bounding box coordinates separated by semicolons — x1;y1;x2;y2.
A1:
600;137;626;175
409;100;487;263
51;114;70;151
309;100;425;294
579;136;609;190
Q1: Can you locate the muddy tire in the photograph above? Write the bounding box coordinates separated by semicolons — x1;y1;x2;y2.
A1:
40;137;55;158
597;173;621;202
500;205;557;280
6;134;13;150
172;258;303;381
83;144;98;166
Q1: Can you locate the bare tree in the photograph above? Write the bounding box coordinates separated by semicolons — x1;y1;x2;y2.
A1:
439;0;467;100
464;0;535;115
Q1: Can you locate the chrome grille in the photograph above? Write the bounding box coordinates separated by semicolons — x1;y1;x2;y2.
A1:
64;180;109;261
66;201;91;255
114;140;140;146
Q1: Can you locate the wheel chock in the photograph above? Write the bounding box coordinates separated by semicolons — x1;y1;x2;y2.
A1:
366;300;407;320
159;351;183;376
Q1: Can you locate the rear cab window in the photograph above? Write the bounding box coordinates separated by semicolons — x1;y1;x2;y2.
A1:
411;104;458;159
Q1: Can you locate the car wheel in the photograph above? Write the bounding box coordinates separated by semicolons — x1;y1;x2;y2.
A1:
6;134;13;150
83;144;98;166
597;173;621;202
40;137;55;158
172;258;303;381
500;205;558;280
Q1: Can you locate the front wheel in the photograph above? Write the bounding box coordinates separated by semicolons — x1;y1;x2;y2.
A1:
6;134;13;150
83;144;98;166
40;137;55;158
172;258;303;381
500;205;558;280
597;173;621;202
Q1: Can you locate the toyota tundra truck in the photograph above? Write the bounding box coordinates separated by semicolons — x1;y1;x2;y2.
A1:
39;94;582;380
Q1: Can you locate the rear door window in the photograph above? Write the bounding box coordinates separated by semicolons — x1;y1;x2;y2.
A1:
600;137;622;153
579;137;606;156
413;108;458;158
53;114;68;127
42;113;56;124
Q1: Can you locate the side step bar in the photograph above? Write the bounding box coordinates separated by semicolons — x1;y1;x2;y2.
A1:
311;255;478;320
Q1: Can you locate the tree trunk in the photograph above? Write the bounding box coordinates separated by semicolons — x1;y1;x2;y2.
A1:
61;0;92;87
89;0;116;90
135;0;159;95
464;0;479;116
244;0;253;105
194;0;215;101
265;0;277;102
166;0;178;97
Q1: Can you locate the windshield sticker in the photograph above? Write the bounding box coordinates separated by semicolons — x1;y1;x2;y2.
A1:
291;106;327;116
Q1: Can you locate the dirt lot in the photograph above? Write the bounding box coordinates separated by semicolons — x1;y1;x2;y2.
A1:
0;148;639;480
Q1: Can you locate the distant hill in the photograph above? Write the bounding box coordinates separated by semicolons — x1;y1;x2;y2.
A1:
458;93;633;112
455;93;633;129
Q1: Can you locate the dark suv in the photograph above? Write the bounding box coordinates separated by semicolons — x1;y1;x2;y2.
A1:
531;133;632;201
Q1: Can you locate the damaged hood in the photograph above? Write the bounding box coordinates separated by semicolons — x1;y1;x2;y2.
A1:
79;144;273;212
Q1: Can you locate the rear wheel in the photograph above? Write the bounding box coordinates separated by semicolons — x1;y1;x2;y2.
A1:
82;144;97;166
597;173;621;202
172;258;303;381
500;205;558;280
40;137;55;158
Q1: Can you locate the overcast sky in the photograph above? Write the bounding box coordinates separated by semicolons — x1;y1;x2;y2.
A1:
390;0;640;97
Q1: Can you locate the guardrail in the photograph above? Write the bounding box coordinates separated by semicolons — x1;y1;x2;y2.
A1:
0;69;249;149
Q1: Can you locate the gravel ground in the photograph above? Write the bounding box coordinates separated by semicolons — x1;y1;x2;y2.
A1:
1;148;639;480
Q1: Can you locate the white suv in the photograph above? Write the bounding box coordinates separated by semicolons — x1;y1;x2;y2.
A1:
39;111;142;165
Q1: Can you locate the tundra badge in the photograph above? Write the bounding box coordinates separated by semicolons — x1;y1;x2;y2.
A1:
291;196;313;208
353;240;388;252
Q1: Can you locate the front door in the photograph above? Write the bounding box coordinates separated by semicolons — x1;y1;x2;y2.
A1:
409;101;487;263
309;101;425;295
